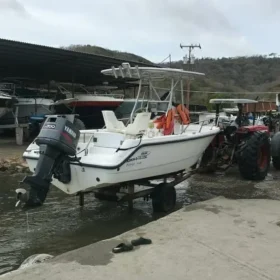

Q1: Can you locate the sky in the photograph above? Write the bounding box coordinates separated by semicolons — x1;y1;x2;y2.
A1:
0;0;279;63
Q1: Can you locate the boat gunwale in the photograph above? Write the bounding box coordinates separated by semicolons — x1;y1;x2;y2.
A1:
23;128;219;170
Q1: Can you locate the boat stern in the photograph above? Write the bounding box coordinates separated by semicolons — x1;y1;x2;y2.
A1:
17;115;81;208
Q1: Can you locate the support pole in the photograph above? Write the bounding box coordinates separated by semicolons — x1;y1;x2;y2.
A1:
130;79;142;123
15;127;23;146
79;192;84;206
127;184;134;212
186;79;190;110
71;66;75;99
215;104;220;126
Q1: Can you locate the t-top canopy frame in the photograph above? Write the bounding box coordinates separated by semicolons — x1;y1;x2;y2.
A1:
101;62;205;81
101;63;205;124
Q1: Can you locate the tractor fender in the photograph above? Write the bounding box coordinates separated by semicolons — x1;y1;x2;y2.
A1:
271;132;280;157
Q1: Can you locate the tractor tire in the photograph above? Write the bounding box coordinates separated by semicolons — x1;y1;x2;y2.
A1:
272;157;280;170
237;131;270;180
73;118;86;130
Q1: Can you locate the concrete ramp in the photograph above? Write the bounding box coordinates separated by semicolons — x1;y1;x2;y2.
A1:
2;197;280;280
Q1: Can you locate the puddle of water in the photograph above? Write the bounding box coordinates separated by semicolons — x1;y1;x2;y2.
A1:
2;167;279;275
0;173;194;275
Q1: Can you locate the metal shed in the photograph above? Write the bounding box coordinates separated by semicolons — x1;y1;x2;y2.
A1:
0;38;156;87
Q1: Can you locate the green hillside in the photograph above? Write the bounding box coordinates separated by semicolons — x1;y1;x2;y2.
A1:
162;55;280;105
61;44;152;64
61;45;280;107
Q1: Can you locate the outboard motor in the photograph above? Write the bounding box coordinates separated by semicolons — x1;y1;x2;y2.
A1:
17;116;80;207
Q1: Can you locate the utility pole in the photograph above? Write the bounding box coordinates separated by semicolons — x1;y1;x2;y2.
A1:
180;43;201;109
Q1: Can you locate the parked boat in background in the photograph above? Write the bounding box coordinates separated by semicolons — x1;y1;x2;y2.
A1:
0;91;17;119
52;84;124;128
0;82;54;125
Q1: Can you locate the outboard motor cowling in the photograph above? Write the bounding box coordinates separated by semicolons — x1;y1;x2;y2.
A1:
19;116;80;207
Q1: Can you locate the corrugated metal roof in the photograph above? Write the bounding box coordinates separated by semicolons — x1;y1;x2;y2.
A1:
0;38;156;87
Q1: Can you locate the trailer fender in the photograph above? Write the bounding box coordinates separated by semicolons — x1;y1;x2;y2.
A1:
271;132;280;157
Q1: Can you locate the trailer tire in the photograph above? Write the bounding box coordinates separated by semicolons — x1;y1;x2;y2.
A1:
272;157;280;170
74;118;86;130
152;183;176;213
237;131;270;180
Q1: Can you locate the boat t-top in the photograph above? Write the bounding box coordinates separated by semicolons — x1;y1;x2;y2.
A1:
17;63;220;211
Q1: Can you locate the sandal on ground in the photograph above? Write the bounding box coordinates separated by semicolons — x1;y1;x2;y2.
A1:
131;237;152;246
112;243;133;253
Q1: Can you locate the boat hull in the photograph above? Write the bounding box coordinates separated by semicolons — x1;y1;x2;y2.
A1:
0;98;53;125
0;108;11;119
0;94;14;120
24;128;218;195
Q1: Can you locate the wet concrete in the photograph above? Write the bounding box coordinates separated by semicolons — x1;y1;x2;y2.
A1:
188;166;280;201
0;173;190;275
2;138;280;276
3;197;280;280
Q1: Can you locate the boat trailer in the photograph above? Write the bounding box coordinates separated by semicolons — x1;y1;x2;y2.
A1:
76;168;198;213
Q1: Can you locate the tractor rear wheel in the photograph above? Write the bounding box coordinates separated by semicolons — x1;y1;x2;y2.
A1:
238;131;270;180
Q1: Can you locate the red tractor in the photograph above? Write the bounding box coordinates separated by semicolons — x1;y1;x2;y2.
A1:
199;99;270;180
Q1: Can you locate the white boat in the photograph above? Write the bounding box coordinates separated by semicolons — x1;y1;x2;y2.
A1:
19;63;220;207
0;97;54;125
0;82;54;125
17;97;53;116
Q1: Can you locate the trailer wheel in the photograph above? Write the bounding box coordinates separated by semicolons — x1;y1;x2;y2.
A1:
237;131;270;180
272;157;280;170
152;183;176;213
